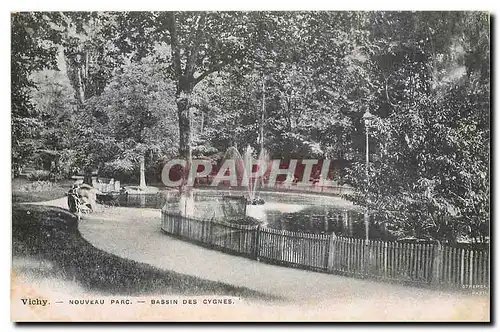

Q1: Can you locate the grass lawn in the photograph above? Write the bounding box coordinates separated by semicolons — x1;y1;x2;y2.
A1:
12;204;274;299
12;177;73;203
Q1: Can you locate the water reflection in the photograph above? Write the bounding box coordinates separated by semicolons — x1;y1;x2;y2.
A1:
118;190;393;240
118;193;165;209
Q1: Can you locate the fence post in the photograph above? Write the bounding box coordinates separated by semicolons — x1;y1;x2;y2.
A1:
280;230;286;262
469;250;474;287
384;241;388;278
431;242;443;286
208;219;213;245
326;233;337;272
201;218;206;242
254;225;261;261
460;248;465;286
364;239;370;276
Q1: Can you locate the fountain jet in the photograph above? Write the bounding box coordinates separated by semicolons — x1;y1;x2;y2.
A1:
222;145;269;205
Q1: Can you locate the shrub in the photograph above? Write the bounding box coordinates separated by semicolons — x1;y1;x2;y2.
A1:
17;180;58;192
26;170;53;181
100;159;138;184
224;216;262;226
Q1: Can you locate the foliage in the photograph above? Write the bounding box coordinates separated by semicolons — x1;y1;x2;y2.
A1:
197;12;374;160
344;12;490;243
11;12;65;175
12;11;490;243
16;180;58;192
27;69;78;177
143;12;266;158
75;57;178;183
58;12;154;106
26;170;54;182
12;178;68;203
224;216;262;226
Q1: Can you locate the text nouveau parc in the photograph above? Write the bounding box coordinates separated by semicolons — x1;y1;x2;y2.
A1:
66;298;235;305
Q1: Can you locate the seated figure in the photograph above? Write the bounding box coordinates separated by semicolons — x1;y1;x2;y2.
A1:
67;183;96;215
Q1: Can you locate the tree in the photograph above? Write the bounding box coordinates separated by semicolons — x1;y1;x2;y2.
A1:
152;12;258;160
197;12;374;163
28;65;78;176
11;12;64;175
56;12;157;183
60;12;158;106
84;58;178;188
345;12;490;243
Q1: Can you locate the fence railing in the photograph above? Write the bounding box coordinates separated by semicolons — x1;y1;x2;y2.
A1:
260;182;354;195
161;213;489;289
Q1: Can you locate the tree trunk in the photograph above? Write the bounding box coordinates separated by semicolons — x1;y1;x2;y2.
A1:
65;52;86;107
176;92;193;195
139;154;146;189
177;95;192;161
200;111;204;135
74;67;85;106
83;167;93;186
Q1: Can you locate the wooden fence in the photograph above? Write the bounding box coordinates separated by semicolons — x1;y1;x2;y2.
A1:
161;213;489;289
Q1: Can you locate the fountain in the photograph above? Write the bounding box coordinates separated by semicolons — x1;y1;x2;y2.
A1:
173;143;269;220
178;188;195;217
223;145;269;205
220;145;269;222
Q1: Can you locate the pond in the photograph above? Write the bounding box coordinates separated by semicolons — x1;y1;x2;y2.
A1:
118;193;166;209
263;206;393;239
119;189;393;240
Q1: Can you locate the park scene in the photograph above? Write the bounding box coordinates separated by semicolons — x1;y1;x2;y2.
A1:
11;11;489;321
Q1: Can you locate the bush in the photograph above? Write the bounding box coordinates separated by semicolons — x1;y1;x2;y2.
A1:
26;170;53;181
17;180;58;192
224;216;262;226
100;159;138;184
12;180;67;203
57;149;81;178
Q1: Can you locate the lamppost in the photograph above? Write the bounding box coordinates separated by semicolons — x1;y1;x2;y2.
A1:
362;110;374;242
260;77;265;155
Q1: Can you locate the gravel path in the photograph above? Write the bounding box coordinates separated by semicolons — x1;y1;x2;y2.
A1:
28;197;489;321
